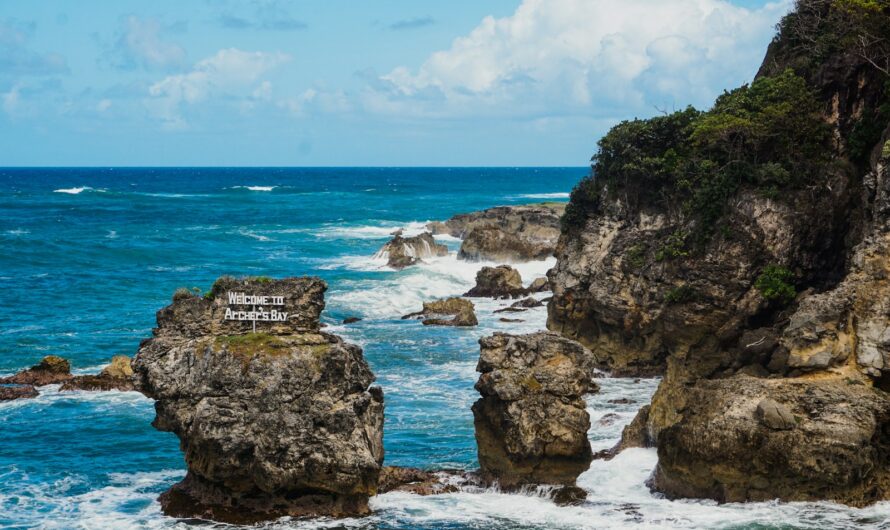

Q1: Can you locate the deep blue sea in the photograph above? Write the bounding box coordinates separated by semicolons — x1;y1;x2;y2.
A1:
0;168;887;529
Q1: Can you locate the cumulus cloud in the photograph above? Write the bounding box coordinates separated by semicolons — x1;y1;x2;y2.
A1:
0;18;68;77
110;16;187;71
147;48;290;129
366;0;792;119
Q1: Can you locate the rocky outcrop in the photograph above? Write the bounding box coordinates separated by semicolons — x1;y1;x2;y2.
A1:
465;266;526;298
377;467;467;495
458;226;552;262
0;384;38;401
132;276;384;523
0;355;72;386
61;355;136;392
651;376;890;505
528;277;550;293
472;332;598;490
375;231;448;269
402;297;478;327
428;203;566;262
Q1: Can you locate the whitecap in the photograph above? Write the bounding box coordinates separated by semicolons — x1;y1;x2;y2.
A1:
314;221;431;240
231;185;277;192
237;228;272;242
512;192;570;199
53;187;91;194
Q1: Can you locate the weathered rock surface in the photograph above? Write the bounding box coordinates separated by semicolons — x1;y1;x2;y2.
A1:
473;332;598;489
402;297;478;327
428;203;566;262
375;231;448;269
132;276;384;523
377;467;467;495
652;376;890;505
546;0;890;506
465;265;526;298
0;355;72;386
0;384;38;401
60;355;137;392
528;277;550;293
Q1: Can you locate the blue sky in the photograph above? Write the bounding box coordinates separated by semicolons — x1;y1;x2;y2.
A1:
0;0;791;166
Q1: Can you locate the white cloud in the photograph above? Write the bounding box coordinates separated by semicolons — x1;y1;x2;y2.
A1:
147;48;290;128
367;0;792;119
2;84;21;115
113;16;187;71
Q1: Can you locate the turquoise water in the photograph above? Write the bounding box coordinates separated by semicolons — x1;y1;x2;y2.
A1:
0;168;887;529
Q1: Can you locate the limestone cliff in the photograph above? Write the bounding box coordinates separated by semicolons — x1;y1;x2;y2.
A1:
133;276;384;523
548;0;890;505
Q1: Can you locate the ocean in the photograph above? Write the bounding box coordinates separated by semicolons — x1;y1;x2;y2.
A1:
0;167;887;529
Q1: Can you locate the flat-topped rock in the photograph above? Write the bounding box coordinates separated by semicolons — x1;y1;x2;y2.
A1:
133;276;384;523
403;297;478;327
465;265;527;298
0;355;72;386
428;203;565;263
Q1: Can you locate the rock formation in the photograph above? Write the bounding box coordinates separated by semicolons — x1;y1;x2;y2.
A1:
548;0;890;506
0;385;38;401
464;265;526;298
375;231;448;269
428;203;566;262
0;355;72;386
402;297;478;327
472;332;598;490
132;276;384;523
0;355;138;395
377;467;466;495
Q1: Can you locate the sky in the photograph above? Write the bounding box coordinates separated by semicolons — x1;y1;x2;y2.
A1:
0;0;793;166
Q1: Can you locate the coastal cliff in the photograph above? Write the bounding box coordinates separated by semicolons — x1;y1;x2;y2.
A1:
132;276;384;523
548;0;890;505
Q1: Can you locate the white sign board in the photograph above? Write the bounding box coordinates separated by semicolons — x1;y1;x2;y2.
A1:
224;292;289;332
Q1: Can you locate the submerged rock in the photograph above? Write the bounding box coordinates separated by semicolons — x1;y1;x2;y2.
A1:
0;384;38;401
465;265;526;298
377;466;467;495
473;332;598;489
133;276;384;523
375;231;448;269
0;355;72;386
403;297;478;327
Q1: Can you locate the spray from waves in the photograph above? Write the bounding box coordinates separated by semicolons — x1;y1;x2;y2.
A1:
0;468;183;530
511;192;570;199
327;255;555;319
314;221;432;241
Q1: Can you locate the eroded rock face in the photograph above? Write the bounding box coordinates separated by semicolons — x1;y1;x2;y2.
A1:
652;376;890;505
465;266;526;298
428;203;566;262
402;297;478;327
61;355;137;392
375;231;448;269
132;276;384;523
473;332;598;489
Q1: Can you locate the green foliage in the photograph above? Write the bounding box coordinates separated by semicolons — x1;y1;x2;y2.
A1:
625;243;647;269
565;69;831;239
173;287;194;302
755;265;797;303
655;230;689;261
664;285;697;304
848;81;890;163
883;139;890;158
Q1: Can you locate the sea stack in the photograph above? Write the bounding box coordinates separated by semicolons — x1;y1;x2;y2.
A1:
472;332;598;491
132;276;384;523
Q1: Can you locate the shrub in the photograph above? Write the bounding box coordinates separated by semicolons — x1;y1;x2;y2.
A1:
655;230;689;261
664;285;697;304
755;265;797;303
173;287;194;302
